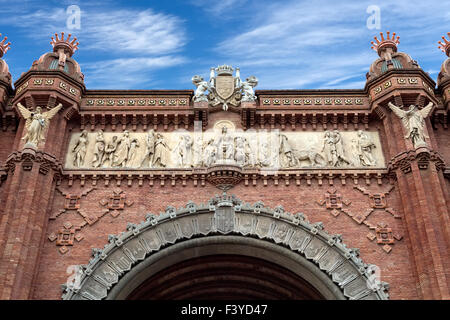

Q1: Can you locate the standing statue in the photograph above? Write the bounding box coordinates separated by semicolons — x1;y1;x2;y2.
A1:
240;76;258;102
192;75;211;102
72;130;88;167
153;133;171;167
92;130;106;168
355;130;376;166
16;102;63;147
113;131;131;167
140;130;156;168
387;102;433;148
127;138;140;167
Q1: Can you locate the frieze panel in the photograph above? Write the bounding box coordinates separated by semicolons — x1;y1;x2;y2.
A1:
64;123;386;170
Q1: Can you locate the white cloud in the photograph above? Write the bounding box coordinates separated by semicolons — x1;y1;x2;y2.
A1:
1;4;187;88
190;0;246;16
81;56;187;88
213;0;450;89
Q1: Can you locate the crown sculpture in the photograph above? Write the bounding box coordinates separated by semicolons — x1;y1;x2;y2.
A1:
50;32;79;57
438;32;450;57
50;32;79;70
215;65;234;76
371;31;400;59
0;33;11;58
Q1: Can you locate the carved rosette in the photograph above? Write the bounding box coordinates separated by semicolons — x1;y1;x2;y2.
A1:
206;164;243;191
388;146;445;175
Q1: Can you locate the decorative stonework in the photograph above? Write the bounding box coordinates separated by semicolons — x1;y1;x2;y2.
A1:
16;102;63;147
61;168;389;189
85;98;189;107
318;186;402;253
64;127;386;171
99;188;134;218
192;65;257;110
61;194;389;300
388;147;445;175
5;148;62;177
48;187;133;254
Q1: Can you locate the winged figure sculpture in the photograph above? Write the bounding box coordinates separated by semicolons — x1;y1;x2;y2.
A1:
387;101;433;148
16;102;63;147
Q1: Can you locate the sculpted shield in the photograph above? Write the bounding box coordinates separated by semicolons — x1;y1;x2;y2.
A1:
215;75;235;100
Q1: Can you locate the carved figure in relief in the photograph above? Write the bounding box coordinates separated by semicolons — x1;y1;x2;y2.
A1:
113;131;131;167
322;130;350;167
244;137;257;167
192;135;204;167
152;133;171;167
173;134;193;167
140;130;156;168
127;138;140;167
16;102;63;147
215;126;234;161
322;131;336;166
355;130;376;166
234;136;247;166
72;130;88;167
204;139;217;167
92;130;105;168
258;141;272;167
103;136;118;167
387;101;433;148
293;149;326;167
278;133;297;167
240;76;258;102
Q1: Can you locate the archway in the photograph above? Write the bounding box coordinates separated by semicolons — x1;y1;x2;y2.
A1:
62;194;389;300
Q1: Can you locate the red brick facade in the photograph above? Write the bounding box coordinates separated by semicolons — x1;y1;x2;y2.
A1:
0;32;448;300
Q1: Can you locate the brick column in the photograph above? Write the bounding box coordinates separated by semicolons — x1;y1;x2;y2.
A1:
0;111;67;299
384;99;450;299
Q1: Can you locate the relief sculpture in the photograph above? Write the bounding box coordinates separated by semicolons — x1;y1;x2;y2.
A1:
66;126;384;170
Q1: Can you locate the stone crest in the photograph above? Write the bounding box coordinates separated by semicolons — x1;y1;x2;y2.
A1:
192;65;258;110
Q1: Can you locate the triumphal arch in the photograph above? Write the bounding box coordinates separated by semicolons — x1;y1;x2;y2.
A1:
0;31;449;300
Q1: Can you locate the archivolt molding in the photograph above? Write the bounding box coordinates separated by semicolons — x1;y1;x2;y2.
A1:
61;193;389;300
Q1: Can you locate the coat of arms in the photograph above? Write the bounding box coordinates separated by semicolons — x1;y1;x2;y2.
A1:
192;65;258;110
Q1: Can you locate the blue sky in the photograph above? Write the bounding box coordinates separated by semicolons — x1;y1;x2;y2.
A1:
0;0;449;90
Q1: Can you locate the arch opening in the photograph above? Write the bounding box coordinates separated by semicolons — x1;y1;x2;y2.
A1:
62;194;389;300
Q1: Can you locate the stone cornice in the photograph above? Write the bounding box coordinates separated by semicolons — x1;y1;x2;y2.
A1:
59;168;390;188
13;70;86;93
364;68;436;91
